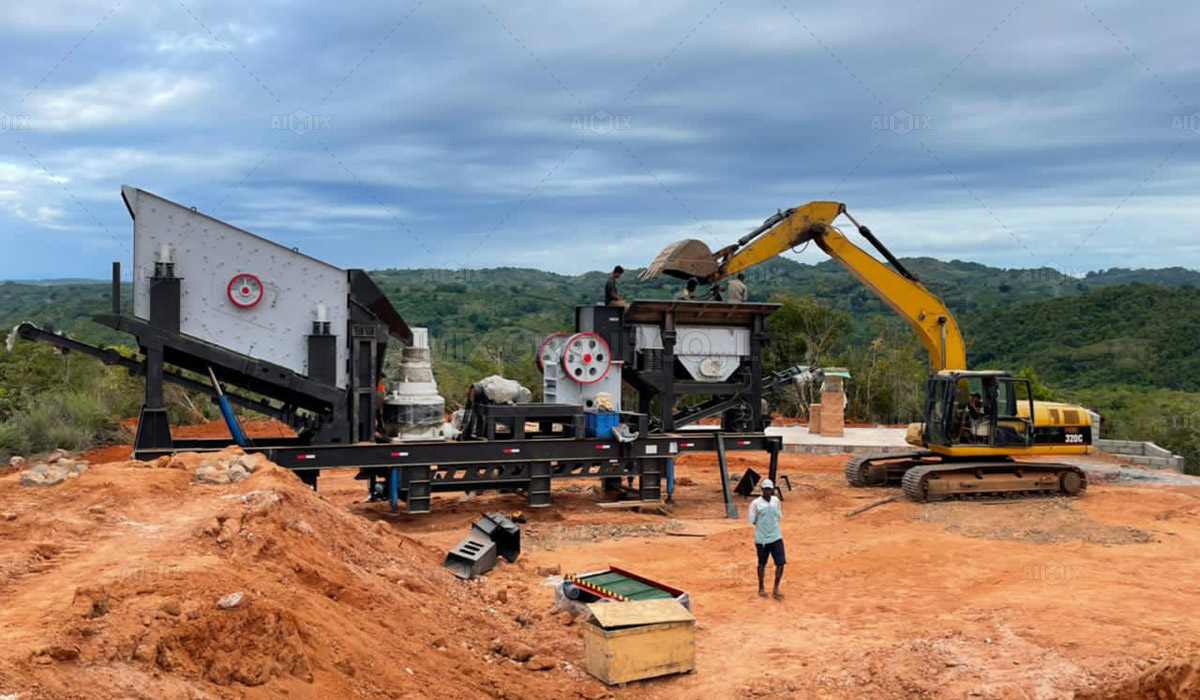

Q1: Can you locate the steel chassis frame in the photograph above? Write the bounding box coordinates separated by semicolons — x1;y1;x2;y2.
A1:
133;431;781;515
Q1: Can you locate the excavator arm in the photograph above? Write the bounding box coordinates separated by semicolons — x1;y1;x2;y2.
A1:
641;202;967;372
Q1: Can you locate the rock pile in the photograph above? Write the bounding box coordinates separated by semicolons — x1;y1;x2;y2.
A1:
194;453;263;485
18;450;90;488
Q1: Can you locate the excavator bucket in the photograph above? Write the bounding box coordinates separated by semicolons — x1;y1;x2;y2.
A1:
639;239;720;281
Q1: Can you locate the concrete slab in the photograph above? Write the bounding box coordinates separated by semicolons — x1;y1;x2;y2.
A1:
765;426;913;456
1052;456;1200;487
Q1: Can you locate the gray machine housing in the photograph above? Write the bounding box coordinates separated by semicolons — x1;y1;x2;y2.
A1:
567;301;782;432
87;187;410;450
127;187;353;388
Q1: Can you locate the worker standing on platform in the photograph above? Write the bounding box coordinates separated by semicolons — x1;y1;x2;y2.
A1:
727;273;748;302
605;266;629;309
673;277;698;300
749;479;785;599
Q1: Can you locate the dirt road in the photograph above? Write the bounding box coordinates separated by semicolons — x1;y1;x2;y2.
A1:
2;446;1199;699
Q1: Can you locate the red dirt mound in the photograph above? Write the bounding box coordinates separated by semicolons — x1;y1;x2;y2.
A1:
0;449;609;700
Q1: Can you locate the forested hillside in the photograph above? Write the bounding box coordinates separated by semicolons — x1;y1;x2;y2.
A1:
967;285;1200;392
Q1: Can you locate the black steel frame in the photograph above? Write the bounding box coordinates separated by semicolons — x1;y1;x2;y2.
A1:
132;430;781;515
19;262;786;517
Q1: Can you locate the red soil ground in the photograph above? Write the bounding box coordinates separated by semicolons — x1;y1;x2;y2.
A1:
4;428;1200;699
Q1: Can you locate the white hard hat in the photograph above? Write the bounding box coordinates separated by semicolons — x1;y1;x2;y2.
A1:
761;479;775;490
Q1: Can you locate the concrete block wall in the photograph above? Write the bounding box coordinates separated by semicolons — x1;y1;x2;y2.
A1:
1096;438;1186;472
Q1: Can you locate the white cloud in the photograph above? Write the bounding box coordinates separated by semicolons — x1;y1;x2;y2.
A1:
152;21;275;54
0;162;73;228
26;71;210;131
0;0;125;32
0;146;252;237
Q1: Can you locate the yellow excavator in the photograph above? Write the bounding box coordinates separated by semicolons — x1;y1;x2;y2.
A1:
640;201;1091;501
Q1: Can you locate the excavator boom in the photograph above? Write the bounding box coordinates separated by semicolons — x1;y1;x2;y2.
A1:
640;202;967;372
642;200;1091;502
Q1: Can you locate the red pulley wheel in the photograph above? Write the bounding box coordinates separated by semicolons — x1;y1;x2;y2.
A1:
561;332;611;384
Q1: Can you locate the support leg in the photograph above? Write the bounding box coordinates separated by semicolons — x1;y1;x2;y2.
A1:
529;462;551;508
716;433;738;519
665;458;675;505
637;459;662;502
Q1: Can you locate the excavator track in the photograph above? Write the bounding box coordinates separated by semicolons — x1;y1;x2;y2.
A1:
844;451;937;487
900;461;1087;502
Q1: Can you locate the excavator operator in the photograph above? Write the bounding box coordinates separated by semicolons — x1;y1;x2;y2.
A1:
958;392;989;444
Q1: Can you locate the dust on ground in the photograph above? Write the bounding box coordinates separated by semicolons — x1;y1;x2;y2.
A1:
920;497;1158;545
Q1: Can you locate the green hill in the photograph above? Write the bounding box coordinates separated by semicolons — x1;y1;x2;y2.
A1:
5;258;1197;350
2;260;1198;470
966;284;1200;392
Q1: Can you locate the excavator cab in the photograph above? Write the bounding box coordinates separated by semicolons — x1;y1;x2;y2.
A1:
923;371;1034;451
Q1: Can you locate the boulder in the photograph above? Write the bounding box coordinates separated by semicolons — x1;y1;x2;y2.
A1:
195;463;232;485
287;519;314;535
491;639;534;662
21;469;65;488
56;460;88;476
217;592;245;609
195;457;254;485
236;454;262;472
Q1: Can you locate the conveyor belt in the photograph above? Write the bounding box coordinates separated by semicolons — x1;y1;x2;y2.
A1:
577;571;675;602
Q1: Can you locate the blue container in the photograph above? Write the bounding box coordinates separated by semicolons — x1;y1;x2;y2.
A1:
585;412;621;438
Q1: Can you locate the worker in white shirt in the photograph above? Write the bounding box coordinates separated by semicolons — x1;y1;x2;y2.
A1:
748;478;785;599
673;277;698;300
727;272;748;302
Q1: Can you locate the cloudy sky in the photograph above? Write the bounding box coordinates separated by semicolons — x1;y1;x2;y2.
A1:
0;0;1197;280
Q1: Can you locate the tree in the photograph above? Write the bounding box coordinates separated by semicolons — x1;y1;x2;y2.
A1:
841;319;926;424
766;294;851;369
1016;366;1057;401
